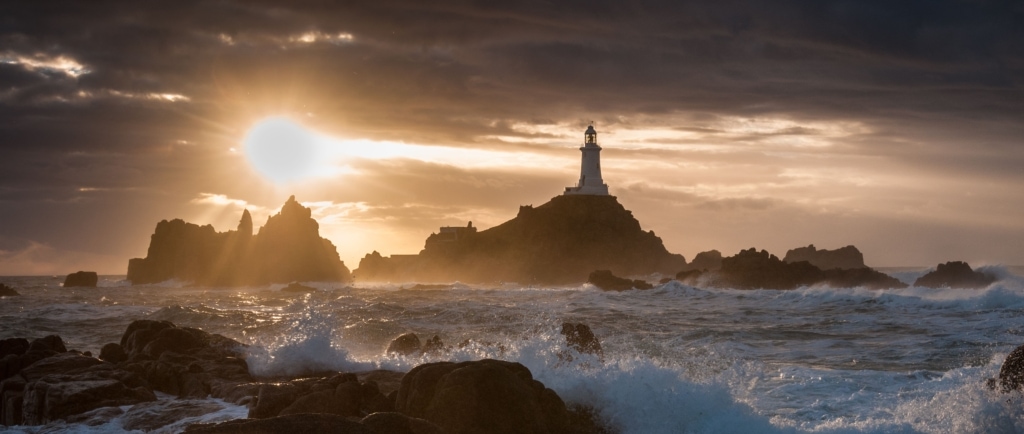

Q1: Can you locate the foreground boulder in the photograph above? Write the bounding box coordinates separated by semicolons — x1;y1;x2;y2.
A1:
63;271;98;288
997;344;1024;392
395;359;569;434
913;261;996;289
588;270;653;291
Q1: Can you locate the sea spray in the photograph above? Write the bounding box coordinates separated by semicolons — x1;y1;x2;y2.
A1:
246;294;372;376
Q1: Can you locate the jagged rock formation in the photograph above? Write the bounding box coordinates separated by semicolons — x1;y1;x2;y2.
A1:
356;195;685;284
913;261;996;288
680;250;723;272
127;196;351;286
695;248;906;290
784;245;866;270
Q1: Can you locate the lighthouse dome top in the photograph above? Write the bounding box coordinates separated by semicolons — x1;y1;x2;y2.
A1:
585;125;596;135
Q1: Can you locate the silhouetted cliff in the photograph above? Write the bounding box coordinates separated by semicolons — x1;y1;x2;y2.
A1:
127;196;351;285
356;195;685;284
783;244;865;270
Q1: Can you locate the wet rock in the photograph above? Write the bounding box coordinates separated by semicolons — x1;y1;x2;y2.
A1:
387;333;423;356
185;413;371;434
99;343;127;364
361;412;449;434
913;261;996;289
674;269;703;284
0;284;19;297
395;359;569;434
560;323;603;361
422;336;446;355
997;344;1024;392
63;271;98;288
141;327;205;358
587;270;653;291
249;383;302;419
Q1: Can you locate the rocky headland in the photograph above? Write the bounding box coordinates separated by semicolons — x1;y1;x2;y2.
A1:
127;196;351;286
356;195;685;284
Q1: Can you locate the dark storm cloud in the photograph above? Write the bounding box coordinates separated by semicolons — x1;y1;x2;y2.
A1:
1;0;1022;271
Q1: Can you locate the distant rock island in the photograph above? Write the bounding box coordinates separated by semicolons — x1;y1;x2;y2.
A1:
783;244;865;270
356;195;686;284
674;247;907;290
127;196;351;285
913;261;996;288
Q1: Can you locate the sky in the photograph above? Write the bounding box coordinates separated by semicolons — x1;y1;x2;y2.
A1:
1;0;1022;275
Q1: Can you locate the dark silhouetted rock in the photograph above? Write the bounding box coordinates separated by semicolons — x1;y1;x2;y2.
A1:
680;250;723;272
913;261;996;289
561;323;603;358
709;248;906;290
184;413;372;434
387;333;422;356
821;267;908;290
128;196;351;286
998;344;1024;392
361;412;448;434
99;343;127;364
63;271;98;288
0;283;19;296
587;270;653;291
356;195;685;284
0;338;29;358
395;359;569;434
281;282;316;293
28;335;67;355
559;323;603;365
421;336;446;355
784;245;866;270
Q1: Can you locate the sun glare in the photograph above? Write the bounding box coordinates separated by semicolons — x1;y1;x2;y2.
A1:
243;117;330;185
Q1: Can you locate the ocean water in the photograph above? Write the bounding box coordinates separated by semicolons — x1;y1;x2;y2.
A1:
2;267;1024;433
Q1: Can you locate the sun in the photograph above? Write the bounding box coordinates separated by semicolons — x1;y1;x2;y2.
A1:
243;117;325;185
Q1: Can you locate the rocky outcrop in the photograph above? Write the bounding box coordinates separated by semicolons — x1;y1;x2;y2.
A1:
355;195;685;284
0;283;19;296
559;323;603;365
63;271;98;287
783;245;866;270
587;270;653;291
395;359;569;434
913;261;996;289
680;250;723;272
128;196;351;286
698;248;906;290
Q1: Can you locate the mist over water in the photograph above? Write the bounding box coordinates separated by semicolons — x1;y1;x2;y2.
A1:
2;268;1024;433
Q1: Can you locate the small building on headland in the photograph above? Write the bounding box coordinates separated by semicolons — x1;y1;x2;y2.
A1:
564;125;610;196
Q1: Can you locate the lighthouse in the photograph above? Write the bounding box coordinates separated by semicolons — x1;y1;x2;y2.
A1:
564;125;610;196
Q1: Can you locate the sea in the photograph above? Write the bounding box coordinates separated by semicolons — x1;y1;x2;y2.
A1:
2;266;1024;433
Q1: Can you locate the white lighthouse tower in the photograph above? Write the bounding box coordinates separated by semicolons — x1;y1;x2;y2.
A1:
564;125;610;196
